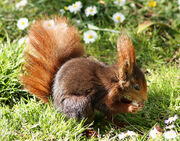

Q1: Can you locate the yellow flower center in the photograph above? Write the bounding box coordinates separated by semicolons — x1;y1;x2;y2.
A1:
47;23;51;27
88;35;93;39
74;5;77;8
148;0;157;7
118;0;121;2
21;22;25;25
89;9;93;12
116;16;121;21
64;6;68;10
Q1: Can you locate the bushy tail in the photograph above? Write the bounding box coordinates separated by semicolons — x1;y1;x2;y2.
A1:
21;17;84;103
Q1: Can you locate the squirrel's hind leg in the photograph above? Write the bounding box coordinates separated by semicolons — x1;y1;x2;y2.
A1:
53;95;94;121
95;102;126;128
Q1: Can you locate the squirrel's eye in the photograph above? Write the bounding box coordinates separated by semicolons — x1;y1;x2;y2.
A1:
134;84;140;90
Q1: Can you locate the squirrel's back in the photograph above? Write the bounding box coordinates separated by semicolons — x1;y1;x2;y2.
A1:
21;17;84;103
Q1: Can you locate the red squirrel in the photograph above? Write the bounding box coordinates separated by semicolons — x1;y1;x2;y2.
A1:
21;17;147;122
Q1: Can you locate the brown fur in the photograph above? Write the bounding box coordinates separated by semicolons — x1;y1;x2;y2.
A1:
103;33;147;114
21;17;84;103
21;16;147;121
117;32;136;88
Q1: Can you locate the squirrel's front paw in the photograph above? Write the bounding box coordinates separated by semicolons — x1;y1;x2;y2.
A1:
127;104;141;113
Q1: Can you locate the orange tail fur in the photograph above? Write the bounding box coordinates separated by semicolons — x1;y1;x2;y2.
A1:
21;17;84;103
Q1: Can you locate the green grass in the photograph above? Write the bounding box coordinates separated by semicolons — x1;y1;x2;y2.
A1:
0;65;179;140
0;38;29;105
0;0;180;140
0;99;89;140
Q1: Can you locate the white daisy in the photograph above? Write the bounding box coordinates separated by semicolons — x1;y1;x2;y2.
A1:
149;127;162;139
164;115;178;124
59;9;65;15
118;132;127;139
17;18;29;30
114;0;126;6
165;125;176;129
68;1;82;14
164;130;177;139
178;0;180;5
83;30;98;44
42;20;55;29
126;130;136;137
85;6;97;17
18;37;29;45
112;12;125;23
16;0;28;8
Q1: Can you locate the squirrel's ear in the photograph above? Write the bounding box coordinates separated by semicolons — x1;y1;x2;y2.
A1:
117;32;136;81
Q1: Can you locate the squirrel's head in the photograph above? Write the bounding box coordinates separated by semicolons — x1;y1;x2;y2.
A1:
116;33;147;108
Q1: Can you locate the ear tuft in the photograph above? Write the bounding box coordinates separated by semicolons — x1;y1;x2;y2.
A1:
117;31;136;80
